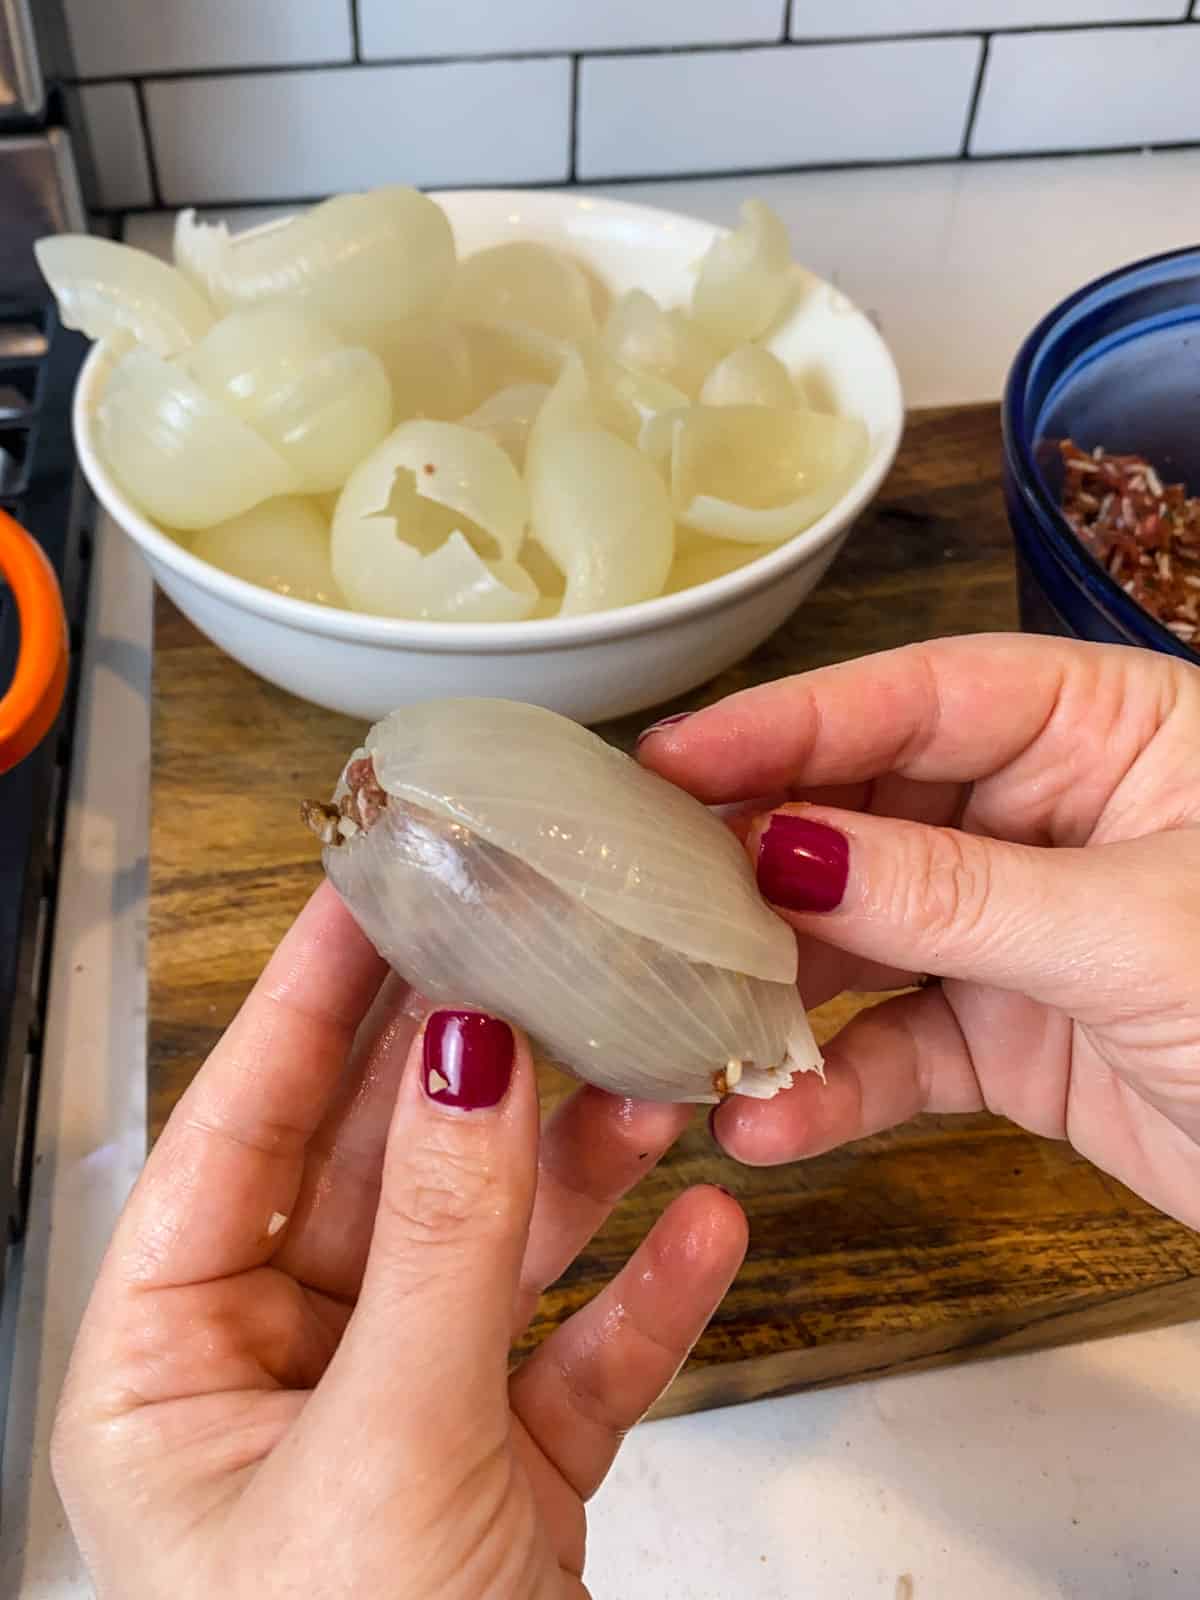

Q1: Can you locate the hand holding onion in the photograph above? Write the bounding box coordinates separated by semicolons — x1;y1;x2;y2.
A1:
52;885;746;1599
50;633;1200;1597
642;634;1200;1233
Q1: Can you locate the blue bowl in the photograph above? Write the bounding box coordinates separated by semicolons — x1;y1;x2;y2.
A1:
1002;245;1200;659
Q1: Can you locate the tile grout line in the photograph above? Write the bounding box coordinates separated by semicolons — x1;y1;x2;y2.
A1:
568;55;580;183
960;34;992;160
56;15;1200;88
131;79;162;210
93;139;1200;220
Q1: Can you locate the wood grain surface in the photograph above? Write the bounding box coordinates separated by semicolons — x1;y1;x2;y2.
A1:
148;404;1200;1418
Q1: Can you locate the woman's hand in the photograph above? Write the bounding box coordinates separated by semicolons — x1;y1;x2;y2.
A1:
641;634;1200;1230
52;885;746;1599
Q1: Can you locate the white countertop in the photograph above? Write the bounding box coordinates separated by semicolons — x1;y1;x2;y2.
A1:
6;148;1200;1599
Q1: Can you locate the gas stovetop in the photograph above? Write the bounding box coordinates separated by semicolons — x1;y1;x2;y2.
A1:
0;298;90;1440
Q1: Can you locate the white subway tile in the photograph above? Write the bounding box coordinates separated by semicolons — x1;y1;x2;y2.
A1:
63;0;352;80
577;39;982;180
359;0;785;59
971;25;1200;153
791;0;1188;36
68;83;152;209
144;59;571;204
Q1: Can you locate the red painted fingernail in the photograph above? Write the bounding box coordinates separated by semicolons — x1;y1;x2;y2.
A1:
636;711;690;746
756;814;849;913
422;1010;514;1110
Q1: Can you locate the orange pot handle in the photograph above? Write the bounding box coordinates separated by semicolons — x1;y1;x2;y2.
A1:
0;509;69;776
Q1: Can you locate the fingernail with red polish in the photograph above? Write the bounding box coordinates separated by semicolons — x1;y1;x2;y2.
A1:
422;1010;514;1110
756;814;849;913
636;711;690;747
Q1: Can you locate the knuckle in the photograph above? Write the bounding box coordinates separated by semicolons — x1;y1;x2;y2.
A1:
900;826;993;954
381;1135;510;1249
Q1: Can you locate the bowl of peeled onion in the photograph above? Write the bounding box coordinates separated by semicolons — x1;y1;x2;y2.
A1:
45;186;902;723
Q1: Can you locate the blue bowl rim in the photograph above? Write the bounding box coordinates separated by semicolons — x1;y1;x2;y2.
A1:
1001;241;1200;661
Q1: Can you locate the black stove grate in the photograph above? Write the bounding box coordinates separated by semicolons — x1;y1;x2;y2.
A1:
0;297;90;1269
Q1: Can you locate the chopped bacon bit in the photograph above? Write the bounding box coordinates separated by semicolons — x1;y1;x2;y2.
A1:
1060;440;1200;651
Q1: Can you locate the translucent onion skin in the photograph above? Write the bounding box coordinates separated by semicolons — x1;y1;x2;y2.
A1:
173;187;456;343
368;698;796;981
603;290;721;397
97;348;297;529
376;319;474;422
181;306;393;493
319;700;820;1103
462;383;549;468
664;533;771;593
189;496;343;605
334;418;530;563
700;344;796;409
691;199;794;347
331;527;537;623
449;241;596;344
671;404;870;544
35;235;214;356
529;425;673;615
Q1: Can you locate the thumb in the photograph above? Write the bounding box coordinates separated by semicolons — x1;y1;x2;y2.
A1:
749;804;1186;1019
323;1005;538;1454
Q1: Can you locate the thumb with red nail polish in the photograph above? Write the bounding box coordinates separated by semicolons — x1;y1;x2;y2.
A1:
748;799;1168;1021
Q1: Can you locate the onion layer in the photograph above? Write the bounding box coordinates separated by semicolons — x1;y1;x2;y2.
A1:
190;496;342;604
35;235;214;356
691;199;794;347
671;404;870;543
181;306;393;493
173;187;456;343
97;348;297;529
316;699;819;1102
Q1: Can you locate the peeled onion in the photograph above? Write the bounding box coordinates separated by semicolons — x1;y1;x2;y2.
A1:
36;184;870;622
450;241;596;343
700;344;796;409
665;532;772;592
589;352;690;450
692;200;793;347
375;318;473;422
311;699;819;1102
529;425;674;615
671;404;869;543
334;418;529;566
462;383;549;468
603;290;721;397
519;536;565;606
35;235;214;356
332;525;537;622
173;187;456;343
189;497;342;604
97;348;297;529
525;351;594;477
460;320;570;402
181;305;392;493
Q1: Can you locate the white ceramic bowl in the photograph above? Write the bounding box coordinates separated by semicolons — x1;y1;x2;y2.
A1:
74;189;903;725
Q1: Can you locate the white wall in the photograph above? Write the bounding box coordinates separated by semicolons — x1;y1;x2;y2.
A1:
60;0;1200;209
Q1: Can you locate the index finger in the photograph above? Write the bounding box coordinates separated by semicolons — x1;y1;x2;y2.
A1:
639;634;1190;842
109;880;387;1292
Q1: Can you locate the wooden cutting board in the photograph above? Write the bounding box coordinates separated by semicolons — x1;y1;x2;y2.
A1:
148;405;1200;1419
